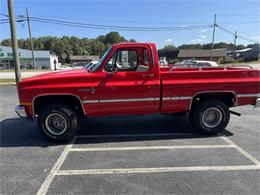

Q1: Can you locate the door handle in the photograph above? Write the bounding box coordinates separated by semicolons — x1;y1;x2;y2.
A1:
142;74;154;78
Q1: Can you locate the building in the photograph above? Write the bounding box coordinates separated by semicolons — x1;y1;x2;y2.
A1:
228;45;260;61
70;55;100;66
177;49;227;63
0;45;59;70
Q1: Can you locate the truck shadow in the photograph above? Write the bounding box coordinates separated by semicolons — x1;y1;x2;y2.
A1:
0;114;233;148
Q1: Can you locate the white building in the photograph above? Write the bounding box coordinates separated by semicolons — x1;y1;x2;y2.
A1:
0;45;59;70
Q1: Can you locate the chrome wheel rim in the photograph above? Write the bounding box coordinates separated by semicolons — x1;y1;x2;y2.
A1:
202;107;223;128
45;113;67;135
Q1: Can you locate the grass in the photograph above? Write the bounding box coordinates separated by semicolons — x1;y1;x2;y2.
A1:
220;60;259;66
0;78;16;85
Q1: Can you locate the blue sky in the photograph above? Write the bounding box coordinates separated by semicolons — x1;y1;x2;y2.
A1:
0;0;259;48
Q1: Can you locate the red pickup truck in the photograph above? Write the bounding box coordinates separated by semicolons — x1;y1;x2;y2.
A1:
15;43;260;142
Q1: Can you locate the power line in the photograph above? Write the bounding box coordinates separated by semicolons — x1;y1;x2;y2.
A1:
0;21;9;24
1;16;212;31
217;24;259;43
28;15;214;25
29;16;212;31
218;20;260;24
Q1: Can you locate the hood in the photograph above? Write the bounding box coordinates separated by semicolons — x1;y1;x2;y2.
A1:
18;69;88;88
31;69;87;78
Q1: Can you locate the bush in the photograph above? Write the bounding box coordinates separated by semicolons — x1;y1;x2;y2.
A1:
220;57;236;64
168;59;180;64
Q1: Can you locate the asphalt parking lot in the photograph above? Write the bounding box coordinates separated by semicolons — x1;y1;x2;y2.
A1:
0;85;259;194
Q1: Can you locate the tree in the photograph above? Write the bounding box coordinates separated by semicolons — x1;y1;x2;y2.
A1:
163;44;177;51
104;31;125;45
129;38;136;43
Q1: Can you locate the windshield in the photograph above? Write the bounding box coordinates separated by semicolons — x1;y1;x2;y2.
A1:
92;47;112;72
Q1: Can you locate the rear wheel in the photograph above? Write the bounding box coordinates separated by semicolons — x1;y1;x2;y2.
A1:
37;104;80;142
190;99;230;135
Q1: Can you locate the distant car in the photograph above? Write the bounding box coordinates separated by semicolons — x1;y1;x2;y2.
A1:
177;60;219;67
84;61;99;70
159;57;168;65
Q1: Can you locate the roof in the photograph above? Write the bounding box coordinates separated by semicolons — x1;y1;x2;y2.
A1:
0;45;50;58
69;55;100;61
178;49;227;58
234;48;252;52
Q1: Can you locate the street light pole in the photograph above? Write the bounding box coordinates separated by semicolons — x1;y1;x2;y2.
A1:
7;0;21;84
26;7;36;69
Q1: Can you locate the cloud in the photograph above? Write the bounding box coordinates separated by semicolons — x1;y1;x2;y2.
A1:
200;29;210;33
190;38;207;44
198;35;207;39
165;38;172;42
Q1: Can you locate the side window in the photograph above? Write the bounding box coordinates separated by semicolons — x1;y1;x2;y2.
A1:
116;50;137;71
104;52;117;72
103;48;151;72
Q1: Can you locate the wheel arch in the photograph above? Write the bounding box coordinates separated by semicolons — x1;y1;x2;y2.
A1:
189;91;237;110
33;94;86;116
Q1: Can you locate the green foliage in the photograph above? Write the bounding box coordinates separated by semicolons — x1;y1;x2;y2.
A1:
0;31;128;62
163;44;177;50
159;42;252;54
178;44;202;49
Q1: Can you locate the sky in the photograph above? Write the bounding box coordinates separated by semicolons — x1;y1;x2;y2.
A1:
0;0;259;48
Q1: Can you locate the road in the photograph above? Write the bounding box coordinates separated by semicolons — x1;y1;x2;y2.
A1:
0;71;51;79
0;85;259;194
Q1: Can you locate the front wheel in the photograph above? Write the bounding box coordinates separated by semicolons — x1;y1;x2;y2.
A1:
37;104;80;142
190;99;230;135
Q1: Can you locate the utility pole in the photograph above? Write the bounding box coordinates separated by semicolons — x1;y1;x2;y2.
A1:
7;0;21;84
26;7;36;69
234;31;238;62
234;31;237;46
210;14;217;61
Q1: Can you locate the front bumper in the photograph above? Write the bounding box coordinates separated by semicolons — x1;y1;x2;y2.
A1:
15;105;27;118
255;98;260;108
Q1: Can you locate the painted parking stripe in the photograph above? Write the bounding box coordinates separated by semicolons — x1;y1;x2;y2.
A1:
221;136;260;165
55;165;260;175
76;133;197;139
69;145;234;152
36;137;76;195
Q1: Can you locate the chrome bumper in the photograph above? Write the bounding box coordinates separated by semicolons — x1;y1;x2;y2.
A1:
255;98;260;108
15;105;27;118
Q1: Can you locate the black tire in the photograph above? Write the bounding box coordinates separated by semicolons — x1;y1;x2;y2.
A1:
190;99;230;135
37;104;80;142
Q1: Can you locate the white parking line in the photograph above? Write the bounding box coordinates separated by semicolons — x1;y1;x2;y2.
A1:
36;138;76;195
69;145;234;152
76;133;197;138
36;134;260;194
55;165;260;175
221;136;260;165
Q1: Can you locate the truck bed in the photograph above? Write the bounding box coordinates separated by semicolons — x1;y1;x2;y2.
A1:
159;67;260;113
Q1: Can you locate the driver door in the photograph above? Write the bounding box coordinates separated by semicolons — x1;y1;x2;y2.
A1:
97;46;160;115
